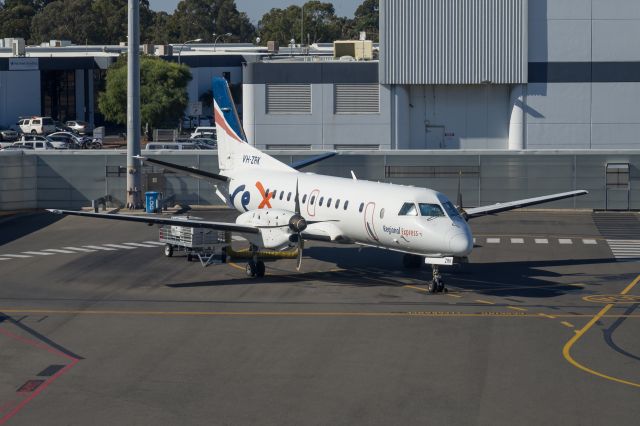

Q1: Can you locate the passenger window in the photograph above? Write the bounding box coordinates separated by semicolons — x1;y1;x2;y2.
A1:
359;203;364;213
380;208;385;219
272;190;277;198
335;199;340;209
302;194;307;204
399;203;418;216
265;189;270;196
279;192;284;200
287;192;292;202
419;203;445;217
310;195;316;205
344;200;349;210
327;198;332;208
319;197;324;206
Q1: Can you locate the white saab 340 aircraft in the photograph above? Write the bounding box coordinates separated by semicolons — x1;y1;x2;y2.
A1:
50;77;587;293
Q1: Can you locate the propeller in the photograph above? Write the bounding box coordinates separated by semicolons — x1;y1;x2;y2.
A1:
456;171;469;221
288;179;307;270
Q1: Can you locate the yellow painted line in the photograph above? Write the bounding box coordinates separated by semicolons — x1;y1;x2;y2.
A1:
447;294;463;298
568;283;586;287
508;306;527;312
538;313;556;319
562;273;640;389
228;262;245;272
560;321;574;328
403;285;429;293
475;299;495;305
1;308;640;319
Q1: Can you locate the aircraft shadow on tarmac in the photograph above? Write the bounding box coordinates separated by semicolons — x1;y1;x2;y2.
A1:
167;246;619;299
0;212;63;246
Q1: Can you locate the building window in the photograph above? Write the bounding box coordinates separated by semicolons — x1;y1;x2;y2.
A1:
607;164;630;189
334;83;379;114
266;84;311;114
41;70;76;122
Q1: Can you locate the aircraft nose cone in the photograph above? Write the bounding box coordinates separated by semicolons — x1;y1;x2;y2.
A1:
449;233;472;256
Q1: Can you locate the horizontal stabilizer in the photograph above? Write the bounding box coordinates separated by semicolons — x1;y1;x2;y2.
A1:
290;152;337;170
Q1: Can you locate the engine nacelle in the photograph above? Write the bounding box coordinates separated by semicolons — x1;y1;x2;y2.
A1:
236;209;298;250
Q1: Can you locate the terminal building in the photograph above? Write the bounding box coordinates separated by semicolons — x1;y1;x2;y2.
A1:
1;0;639;151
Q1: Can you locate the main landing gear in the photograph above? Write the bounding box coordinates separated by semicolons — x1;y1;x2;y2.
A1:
245;246;266;278
427;264;447;294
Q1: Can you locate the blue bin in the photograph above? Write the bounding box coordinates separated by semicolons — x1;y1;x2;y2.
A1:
145;191;160;213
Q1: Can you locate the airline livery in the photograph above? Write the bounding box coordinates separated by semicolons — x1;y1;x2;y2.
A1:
49;77;588;293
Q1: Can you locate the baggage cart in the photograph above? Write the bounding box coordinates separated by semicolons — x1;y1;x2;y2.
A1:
159;217;227;266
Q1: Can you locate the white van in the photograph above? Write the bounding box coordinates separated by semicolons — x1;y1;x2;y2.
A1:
11;140;55;150
17;117;56;135
190;127;216;139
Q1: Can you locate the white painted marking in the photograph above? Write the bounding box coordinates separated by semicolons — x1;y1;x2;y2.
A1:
535;238;549;244
63;247;96;252
103;244;137;250
558;239;573;245
486;238;500;244
582;239;597;245
21;251;55;256
83;245;117;251
510;238;524;244
0;254;32;258
43;249;76;254
143;241;166;246
0;258;11;261
607;239;640;262
122;243;157;248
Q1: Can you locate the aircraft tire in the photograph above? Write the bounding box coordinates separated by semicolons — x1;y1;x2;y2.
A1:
256;261;266;278
164;244;173;257
246;260;257;278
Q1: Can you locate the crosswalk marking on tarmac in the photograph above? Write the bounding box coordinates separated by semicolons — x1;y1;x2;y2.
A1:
43;249;77;254
143;241;166;246
63;247;97;252
486;238;500;244
123;243;158;248
102;244;137;250
83;245;117;251
558;239;573;245
582;239;597;245
0;254;32;258
21;251;55;256
606;240;640;261
534;239;549;244
511;238;524;244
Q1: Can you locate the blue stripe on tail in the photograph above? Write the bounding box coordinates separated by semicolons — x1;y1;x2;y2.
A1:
212;77;247;142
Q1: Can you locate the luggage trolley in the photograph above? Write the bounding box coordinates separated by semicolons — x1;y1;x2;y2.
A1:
159;217;227;266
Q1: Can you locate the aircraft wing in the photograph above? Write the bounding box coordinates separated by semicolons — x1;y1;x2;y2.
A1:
464;190;588;219
135;156;229;182
47;209;259;234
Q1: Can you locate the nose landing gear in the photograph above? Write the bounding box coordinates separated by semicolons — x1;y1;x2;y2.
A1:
427;264;447;294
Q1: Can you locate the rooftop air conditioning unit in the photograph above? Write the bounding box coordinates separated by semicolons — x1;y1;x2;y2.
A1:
12;38;26;56
267;41;279;53
333;40;373;61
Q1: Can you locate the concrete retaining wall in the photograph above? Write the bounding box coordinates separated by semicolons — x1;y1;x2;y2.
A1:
1;150;638;211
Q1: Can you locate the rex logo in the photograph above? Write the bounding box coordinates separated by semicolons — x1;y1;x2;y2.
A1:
230;181;273;211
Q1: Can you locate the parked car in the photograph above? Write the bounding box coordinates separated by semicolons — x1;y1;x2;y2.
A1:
0;127;19;144
11;140;55;150
65;120;93;135
145;141;210;151
1;144;34;151
46;132;82;149
190;137;217;149
54;121;77;134
190;126;216;139
17;116;56;135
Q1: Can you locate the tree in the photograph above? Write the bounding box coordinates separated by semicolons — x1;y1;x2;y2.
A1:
167;0;255;43
351;0;379;42
29;0;155;45
257;1;343;46
98;55;192;129
0;0;38;41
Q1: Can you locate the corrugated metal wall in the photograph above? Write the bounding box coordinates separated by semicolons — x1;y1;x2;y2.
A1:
380;0;528;84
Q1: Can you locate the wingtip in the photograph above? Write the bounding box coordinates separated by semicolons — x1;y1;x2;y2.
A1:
133;155;147;161
46;208;62;214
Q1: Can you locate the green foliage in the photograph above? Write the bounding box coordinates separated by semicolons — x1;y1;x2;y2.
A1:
0;1;37;40
98;55;192;129
352;0;378;42
168;0;255;43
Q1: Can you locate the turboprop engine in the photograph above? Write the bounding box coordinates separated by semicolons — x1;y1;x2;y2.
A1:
236;209;306;250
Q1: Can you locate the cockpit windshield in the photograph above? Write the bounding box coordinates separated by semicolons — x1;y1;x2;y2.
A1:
419;203;445;217
441;201;460;218
398;202;418;216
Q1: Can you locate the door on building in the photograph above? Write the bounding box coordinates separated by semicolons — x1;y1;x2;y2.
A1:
605;163;630;211
425;125;445;149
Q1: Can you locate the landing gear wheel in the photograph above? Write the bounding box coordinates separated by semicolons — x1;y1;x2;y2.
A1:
164;244;173;257
428;281;437;293
256;260;266;278
246;260;257;278
428;264;446;294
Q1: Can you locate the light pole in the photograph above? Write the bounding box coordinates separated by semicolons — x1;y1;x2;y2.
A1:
126;0;141;209
178;38;202;65
214;33;232;52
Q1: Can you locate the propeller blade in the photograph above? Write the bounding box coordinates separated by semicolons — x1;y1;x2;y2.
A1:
296;239;304;271
294;178;301;215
